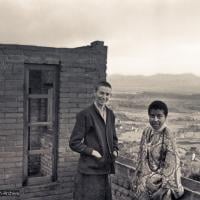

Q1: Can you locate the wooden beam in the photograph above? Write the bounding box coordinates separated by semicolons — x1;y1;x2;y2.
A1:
27;176;52;186
28;122;52;126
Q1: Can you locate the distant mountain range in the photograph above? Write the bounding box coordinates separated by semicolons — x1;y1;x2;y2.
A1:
108;74;200;94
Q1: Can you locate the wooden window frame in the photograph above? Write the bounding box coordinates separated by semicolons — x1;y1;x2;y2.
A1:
23;64;59;186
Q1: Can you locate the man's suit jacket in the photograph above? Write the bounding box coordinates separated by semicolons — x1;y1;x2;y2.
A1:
69;104;118;174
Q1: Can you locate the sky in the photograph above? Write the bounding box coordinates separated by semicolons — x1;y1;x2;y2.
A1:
1;0;200;76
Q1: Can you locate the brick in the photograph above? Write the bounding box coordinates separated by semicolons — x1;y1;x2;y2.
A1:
0;124;23;130
0;163;16;168
0;130;17;135
0;119;17;123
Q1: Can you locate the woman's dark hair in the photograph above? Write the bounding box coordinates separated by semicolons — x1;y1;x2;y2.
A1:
148;100;168;117
95;81;112;91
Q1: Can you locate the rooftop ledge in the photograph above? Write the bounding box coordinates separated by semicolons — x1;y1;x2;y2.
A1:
113;157;200;200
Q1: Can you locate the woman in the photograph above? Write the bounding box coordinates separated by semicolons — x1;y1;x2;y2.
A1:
133;100;184;200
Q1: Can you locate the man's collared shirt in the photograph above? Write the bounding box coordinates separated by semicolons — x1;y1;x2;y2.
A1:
94;102;107;123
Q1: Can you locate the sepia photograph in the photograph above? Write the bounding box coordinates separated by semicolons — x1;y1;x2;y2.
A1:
0;0;200;199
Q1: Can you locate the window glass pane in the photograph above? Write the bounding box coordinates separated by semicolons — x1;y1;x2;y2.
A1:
29;98;49;123
28;132;53;177
29;70;54;94
29;126;53;150
28;152;53;177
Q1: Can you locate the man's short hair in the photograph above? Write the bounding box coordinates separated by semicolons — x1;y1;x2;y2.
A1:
95;81;112;91
148;100;168;117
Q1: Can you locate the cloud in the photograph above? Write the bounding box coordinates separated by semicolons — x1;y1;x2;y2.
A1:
1;0;200;75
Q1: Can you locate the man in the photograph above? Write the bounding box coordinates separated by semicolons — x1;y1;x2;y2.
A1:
69;81;118;200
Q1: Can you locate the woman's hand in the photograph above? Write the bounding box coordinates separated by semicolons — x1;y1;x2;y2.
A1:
136;184;144;194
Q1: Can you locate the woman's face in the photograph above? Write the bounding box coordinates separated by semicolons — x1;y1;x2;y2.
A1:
149;109;166;130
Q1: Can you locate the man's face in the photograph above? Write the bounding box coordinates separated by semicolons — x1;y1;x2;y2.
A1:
95;86;112;107
149;109;166;130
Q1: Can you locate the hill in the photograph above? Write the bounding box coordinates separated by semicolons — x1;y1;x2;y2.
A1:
108;73;200;94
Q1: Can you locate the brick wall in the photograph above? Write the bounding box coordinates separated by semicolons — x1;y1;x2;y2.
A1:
0;53;24;190
0;41;107;200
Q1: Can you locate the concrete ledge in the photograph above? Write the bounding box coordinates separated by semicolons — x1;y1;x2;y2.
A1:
182;177;200;193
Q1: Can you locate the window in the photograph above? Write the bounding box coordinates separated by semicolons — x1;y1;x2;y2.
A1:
23;64;59;185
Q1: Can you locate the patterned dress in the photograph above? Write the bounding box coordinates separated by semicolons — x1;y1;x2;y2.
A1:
133;126;184;200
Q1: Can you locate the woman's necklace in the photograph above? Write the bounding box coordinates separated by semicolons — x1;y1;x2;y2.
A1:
147;129;165;172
